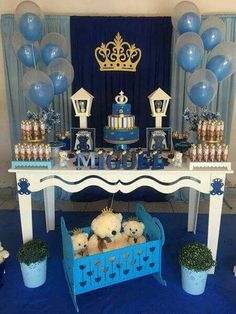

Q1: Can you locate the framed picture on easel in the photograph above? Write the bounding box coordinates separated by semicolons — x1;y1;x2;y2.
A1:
146;127;172;152
70;128;96;152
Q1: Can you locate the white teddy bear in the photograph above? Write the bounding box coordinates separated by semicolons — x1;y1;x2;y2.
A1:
59;151;69;167
87;207;127;255
122;218;146;245
71;229;89;259
172;151;183;168
0;242;9;264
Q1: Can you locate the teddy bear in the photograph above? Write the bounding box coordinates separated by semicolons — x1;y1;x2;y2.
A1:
87;207;127;255
71;229;89;259
172;151;183;168
0;242;9;264
59;151;69;167
122;218;146;245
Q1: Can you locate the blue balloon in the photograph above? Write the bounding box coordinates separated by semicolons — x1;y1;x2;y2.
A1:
206;55;232;81
49;72;68;95
177;44;202;72
17;44;40;67
41;43;64;65
19;13;42;42
201;27;222;51
190;81;214;108
29;81;54;108
178;12;201;34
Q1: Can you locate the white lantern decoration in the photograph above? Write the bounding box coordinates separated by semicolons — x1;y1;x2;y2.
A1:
71;88;94;128
148;88;171;127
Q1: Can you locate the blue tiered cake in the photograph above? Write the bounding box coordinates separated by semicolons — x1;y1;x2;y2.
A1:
104;91;139;148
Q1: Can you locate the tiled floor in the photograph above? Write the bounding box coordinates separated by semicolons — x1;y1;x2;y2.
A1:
0;187;236;214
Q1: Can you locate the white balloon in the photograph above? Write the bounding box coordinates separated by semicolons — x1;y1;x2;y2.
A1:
207;41;236;80
15;0;44;23
187;69;218;95
40;32;68;57
12;32;39;55
23;69;54;107
175;32;203;53
47;58;74;85
187;69;218;107
199;16;225;37
171;1;201;31
175;32;204;72
208;41;236;66
200;17;225;51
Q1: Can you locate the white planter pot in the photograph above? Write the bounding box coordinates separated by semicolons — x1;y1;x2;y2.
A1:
20;258;47;288
181;266;208;295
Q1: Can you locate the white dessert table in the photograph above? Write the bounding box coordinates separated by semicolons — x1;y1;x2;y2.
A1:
9;160;233;274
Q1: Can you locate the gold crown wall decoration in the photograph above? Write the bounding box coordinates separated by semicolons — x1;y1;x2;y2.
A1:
95;33;142;72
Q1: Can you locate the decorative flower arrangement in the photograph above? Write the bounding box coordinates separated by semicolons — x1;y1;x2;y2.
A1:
179;242;215;272
183;108;221;132
27;106;60;134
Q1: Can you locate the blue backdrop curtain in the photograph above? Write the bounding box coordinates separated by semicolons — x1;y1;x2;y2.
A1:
71;16;172;147
1;14;72;146
170;15;236;144
70;16;173;201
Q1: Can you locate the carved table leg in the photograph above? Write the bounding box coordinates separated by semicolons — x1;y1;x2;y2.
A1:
188;188;200;233
17;176;33;243
44;186;55;232
207;177;225;274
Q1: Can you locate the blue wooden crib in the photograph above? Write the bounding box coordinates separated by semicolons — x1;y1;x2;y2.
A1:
61;203;166;312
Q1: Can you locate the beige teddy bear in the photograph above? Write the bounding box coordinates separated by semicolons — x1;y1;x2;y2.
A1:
71;229;89;259
122;218;146;245
59;151;69;167
87;207;127;255
172;151;183;168
0;242;9;264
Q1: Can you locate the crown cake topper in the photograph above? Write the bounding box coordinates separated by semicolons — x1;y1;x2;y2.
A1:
95;33;142;72
115;91;128;104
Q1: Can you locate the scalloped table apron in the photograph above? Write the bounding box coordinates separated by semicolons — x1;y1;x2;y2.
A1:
9;160;233;274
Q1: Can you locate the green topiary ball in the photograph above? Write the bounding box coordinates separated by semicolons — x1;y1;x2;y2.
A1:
17;239;49;266
179;242;215;272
